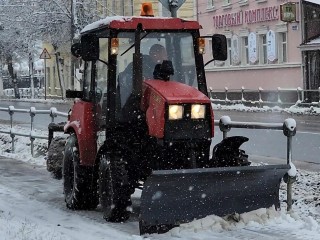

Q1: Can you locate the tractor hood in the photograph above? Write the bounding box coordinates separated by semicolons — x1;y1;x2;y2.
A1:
142;80;210;105
141;80;214;140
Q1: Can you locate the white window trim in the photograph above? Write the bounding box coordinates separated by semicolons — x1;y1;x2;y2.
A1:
239;28;249;37
256;0;267;3
222;0;232;9
275;23;288;33
206;0;215;10
239;0;249;7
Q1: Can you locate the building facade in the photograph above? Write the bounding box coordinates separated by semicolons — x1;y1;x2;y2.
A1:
198;0;302;90
98;0;196;20
300;0;320;94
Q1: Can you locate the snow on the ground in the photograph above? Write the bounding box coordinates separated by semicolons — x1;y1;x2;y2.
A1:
1;108;320;239
212;103;320;115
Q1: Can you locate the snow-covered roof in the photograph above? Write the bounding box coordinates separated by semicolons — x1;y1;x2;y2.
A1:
304;0;320;5
81;16;130;33
299;36;320;51
80;15;197;34
308;36;320;44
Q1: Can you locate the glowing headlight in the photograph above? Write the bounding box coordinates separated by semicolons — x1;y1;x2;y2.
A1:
168;105;184;120
191;104;206;119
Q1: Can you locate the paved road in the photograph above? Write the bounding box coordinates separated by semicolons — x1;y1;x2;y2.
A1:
211;109;320;165
214;109;320;134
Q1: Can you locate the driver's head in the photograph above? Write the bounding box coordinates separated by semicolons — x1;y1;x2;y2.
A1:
149;44;167;64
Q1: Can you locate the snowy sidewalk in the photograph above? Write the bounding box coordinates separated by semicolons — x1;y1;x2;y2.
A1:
1;153;320;240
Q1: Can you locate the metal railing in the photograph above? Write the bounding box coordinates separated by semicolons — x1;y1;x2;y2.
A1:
214;116;297;211
209;86;320;107
0;106;68;156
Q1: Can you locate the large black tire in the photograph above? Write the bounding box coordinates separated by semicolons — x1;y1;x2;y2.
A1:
99;151;133;222
47;136;66;179
63;134;99;210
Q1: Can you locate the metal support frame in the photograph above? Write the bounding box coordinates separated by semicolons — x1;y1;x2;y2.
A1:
217;115;297;213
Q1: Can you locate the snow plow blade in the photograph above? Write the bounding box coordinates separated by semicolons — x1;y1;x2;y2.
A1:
139;164;290;235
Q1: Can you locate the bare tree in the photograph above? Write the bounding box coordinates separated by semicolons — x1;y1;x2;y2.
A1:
0;0;104;97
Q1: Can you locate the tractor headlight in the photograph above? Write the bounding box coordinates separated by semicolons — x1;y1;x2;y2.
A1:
191;104;206;119
168;105;184;120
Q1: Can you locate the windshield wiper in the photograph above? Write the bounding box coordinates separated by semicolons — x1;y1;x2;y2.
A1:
120;33;150;56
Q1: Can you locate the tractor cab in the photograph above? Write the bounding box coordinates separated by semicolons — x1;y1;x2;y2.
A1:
69;16;227;127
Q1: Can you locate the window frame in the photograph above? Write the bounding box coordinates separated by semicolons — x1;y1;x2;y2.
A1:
258;34;268;65
278;32;288;64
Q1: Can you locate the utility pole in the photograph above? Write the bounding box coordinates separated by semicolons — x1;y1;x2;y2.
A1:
29;52;35;98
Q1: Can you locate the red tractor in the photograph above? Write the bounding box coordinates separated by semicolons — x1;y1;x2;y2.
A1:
47;4;290;235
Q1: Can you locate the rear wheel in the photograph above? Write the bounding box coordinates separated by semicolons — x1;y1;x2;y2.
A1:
63;134;99;210
99;151;133;222
47;136;66;179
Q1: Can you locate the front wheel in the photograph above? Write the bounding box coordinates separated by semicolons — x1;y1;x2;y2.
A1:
63;134;99;210
99;151;133;222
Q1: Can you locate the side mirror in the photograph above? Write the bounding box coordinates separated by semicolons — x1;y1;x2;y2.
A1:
81;34;99;61
66;89;83;99
212;34;227;61
71;43;82;58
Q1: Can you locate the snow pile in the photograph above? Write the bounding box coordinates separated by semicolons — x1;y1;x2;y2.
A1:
212;103;320;115
172;208;281;233
284;105;320;115
0;126;48;166
0;210;65;240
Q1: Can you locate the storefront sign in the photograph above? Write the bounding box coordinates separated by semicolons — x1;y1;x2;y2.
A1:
280;2;297;22
248;32;257;64
213;6;279;28
213;12;243;28
244;6;279;24
267;30;277;62
231;35;240;65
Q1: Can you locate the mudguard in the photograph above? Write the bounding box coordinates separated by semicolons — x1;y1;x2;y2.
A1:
139;164;290;235
211;136;250;167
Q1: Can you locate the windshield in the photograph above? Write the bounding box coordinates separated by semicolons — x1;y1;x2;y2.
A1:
116;31;198;110
117;32;197;83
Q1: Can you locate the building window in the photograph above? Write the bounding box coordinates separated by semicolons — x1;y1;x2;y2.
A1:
278;32;287;63
227;38;232;66
259;34;268;64
242;36;249;65
207;0;214;9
